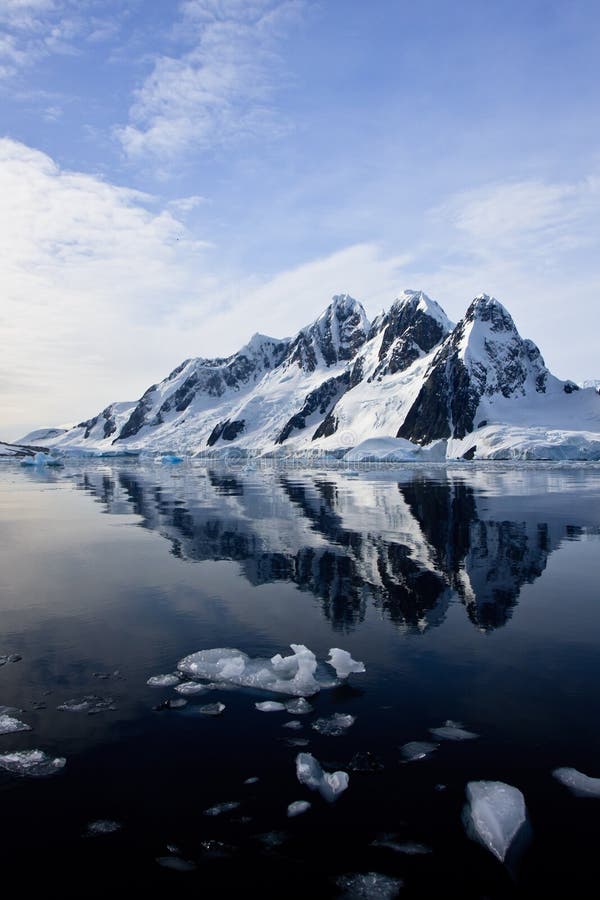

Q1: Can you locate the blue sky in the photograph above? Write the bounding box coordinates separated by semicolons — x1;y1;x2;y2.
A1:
1;0;599;438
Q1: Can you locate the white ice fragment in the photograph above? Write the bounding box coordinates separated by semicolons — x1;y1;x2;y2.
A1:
244;776;259;785
0;715;31;735
285;698;313;715
335;872;403;898
255;701;286;712
295;752;349;802
553;767;600;797
204;801;240;816
57;696;115;713
177;645;321;697
197;702;225;716
147;674;180;687
174;681;208;695
430;720;478;741
0;749;66;777
464;780;527;862
327;648;366;679
371;835;431;854
86;820;121;836
283;720;303;730
312;713;355;736
400;740;439;762
287;800;311;817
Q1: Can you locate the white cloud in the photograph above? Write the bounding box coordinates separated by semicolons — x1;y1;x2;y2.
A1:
0;138;409;440
117;0;304;161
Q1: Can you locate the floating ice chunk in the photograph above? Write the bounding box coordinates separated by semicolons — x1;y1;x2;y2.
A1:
204;801;240;816
156;856;196;872
371;834;431;854
147;674;180;687
287;800;311;817
400;740;439;762
197;702;225;716
0;715;31;735
0;706;23;716
177;645;321;697
256;831;288;848
335;872;403;898
0;749;66;777
86;820;121;836
463;780;527;862
153;698;187;711
0;654;22;666
244;776;259;785
553;767;600;797
160;455;184;465
255;701;286;712
430;720;478;741
283;720;303;730
295;752;349;802
58;696;115;714
174;681;208;695
312;713;355;736
285;698;313;715
327;649;366;679
285;738;309;748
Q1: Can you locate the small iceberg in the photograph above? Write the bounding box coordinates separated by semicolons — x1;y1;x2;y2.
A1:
86;820;121;836
312;713;355;736
371;835;431;854
177;644;365;698
327;649;365;679
255;701;286;712
156;856;196;872
285;698;313;715
400;740;439;762
0;749;66;777
553;767;600;797
430;720;478;741
57;696;115;714
335;872;403;898
197;702;225;716
295;752;349;802
287;800;311;817
0;714;31;735
204;801;240;816
160;455;184;465
463;780;527;863
147;674;180;687
174;681;208;695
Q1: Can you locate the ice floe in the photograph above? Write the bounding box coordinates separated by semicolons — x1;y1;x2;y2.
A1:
153;698;187;711
312;713;355;736
335;872;403;898
244;776;259;785
285;698;313;715
0;654;22;665
197;702;225;716
0;714;31;735
0;749;66;777
553;767;600;797
86;820;121;836
174;681;208;695
57;696;115;714
204;801;240;816
283;720;303;730
177;644;365;697
371;836;431;854
287;800;311;817
463;780;527;862
326;649;365;679
295;752;349;802
430;720;478;741
255;701;286;712
147;674;180;687
400;740;439;762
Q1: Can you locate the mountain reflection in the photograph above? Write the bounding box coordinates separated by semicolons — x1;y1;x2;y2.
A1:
74;465;596;633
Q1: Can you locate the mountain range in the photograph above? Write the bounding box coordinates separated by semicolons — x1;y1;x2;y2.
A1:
19;291;600;460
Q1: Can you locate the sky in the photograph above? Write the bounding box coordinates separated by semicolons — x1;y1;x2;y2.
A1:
1;0;599;440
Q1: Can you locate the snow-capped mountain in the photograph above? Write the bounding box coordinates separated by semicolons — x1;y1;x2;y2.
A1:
20;291;600;460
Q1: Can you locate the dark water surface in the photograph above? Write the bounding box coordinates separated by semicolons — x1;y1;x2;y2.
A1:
1;460;599;897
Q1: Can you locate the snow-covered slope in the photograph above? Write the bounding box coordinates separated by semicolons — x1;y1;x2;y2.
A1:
22;291;600;460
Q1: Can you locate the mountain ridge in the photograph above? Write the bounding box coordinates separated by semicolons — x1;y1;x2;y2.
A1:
17;290;600;460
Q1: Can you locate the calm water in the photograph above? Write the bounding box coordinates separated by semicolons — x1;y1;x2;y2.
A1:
1;460;600;897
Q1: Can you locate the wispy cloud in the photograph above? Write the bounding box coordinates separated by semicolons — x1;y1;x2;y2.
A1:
117;0;305;161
